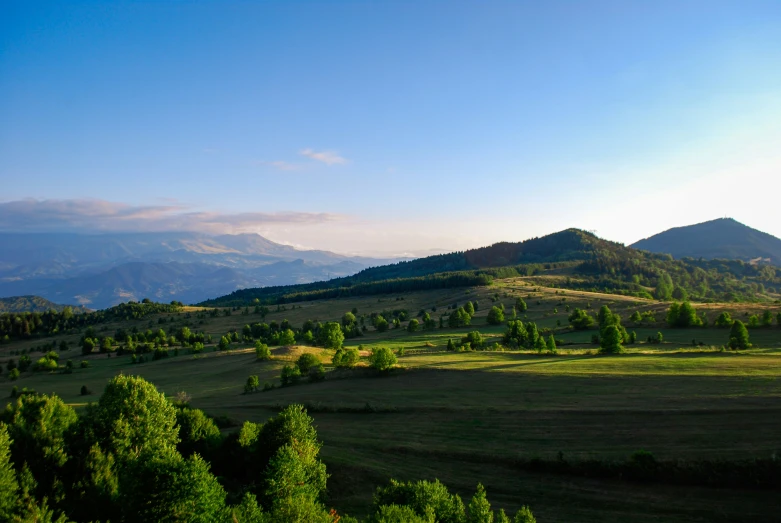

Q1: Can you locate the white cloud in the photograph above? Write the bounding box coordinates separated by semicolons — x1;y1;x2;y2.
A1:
0;199;342;234
299;148;348;165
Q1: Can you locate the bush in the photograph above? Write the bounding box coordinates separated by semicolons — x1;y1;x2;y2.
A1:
333;348;360;368
369;347;397;372
80;385;92;396
486;306;505;325
244;375;259;394
254;341;271;360
569;309;595;330
9;368;20;381
80;360;90;368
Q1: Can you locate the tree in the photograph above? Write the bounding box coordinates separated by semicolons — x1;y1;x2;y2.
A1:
342;312;356;327
515;297;527;313
372;478;466;522
467;483;493;523
715;312;733;328
296;353;320;374
176;407;221;457
546;335;557;354
255;341;271;360
761;310;773;327
464;301;475;317
218;336;231;351
654;272;674;300
92;374;180;463
514;506;537;523
374;316;389;333
278;328;296;345
319;322;345;349
568;309;594;330
668;302;702;328
371;504;431;523
82;338;95;355
486;306;505;325
369;348;397;371
778;312;781;328
280;365;302;386
600;325;624;354
0;425;19;521
333;348;360;368
672;286;688;301
629;311;642;323
503;321;528;348
244;375;260;394
448;307;471;328
120;451;227;522
461;331;484;350
407;319;420;332
728;320;751;350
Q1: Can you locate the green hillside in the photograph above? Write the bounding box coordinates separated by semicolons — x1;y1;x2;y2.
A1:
0;295;89;313
201;228;781;307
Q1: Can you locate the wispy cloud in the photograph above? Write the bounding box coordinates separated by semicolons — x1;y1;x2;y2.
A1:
299;148;348;165
262;160;300;171
0;199;341;234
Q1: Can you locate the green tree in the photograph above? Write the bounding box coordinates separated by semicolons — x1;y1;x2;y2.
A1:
245;375;260;394
568;309;594;330
486;306;505;325
629;311;642;323
81;338;95;355
255;341;271;360
120;450;227;522
448;308;471;328
333;348;360;368
515;297;527;313
5;393;78;501
761;310;773;327
296;353;320;374
467;483;493;523
600;325;624;354
715;311;733;328
176;407;221;457
319;322;345;349
92;374;180;463
372;478;466;523
0;424;19;521
280;365;302;386
461;331;484;350
407;319;420;332
374;316;390;333
514;506;537;523
278;328;296;345
654;272;674;300
546;335;557;354
728;320;751;350
342;311;357;327
748;314;760;328
464;301;475;317
218;336;231;351
672;286;688;301
369;348;397;371
371;504;431;523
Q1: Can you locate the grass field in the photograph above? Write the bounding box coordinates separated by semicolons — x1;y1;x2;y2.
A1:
2;279;781;522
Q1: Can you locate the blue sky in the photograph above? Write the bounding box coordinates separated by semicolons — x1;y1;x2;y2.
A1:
1;1;780;256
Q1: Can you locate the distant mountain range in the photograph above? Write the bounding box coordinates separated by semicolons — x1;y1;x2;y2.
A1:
0;232;399;309
0;295;90;314
631;218;781;264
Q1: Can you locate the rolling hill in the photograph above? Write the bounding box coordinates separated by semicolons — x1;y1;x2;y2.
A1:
202;228;781;307
631;218;781;264
0;295;89;313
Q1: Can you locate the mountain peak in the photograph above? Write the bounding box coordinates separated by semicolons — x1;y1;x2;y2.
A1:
631;219;781;263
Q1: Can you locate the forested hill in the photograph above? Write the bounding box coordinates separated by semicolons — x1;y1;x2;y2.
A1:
632;218;781;264
0;295;89;314
200;228;781;306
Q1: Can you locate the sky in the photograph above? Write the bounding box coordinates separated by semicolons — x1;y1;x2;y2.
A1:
1;1;780;257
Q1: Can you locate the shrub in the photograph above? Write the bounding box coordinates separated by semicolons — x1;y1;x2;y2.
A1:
568;309;595;330
244;375;259;394
486;306;505;325
308;364;326;383
80;361;89;368
80;385;92;396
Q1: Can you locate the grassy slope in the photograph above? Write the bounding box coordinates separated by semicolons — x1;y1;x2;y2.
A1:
1;279;781;522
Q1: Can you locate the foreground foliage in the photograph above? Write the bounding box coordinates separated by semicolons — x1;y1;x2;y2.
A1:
0;375;534;522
